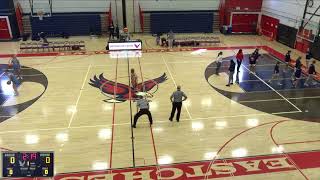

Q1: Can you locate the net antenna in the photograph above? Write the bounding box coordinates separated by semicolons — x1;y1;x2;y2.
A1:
29;0;53;20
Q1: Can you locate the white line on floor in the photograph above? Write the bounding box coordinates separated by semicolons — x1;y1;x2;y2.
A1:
67;64;92;128
239;96;320;103
161;54;193;119
242;65;302;112
0;110;301;134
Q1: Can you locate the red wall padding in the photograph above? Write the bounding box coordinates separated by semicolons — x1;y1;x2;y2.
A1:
232;14;258;33
225;0;263;11
260;15;279;40
15;3;23;35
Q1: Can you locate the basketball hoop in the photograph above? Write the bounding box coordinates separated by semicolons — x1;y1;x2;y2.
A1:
37;10;44;21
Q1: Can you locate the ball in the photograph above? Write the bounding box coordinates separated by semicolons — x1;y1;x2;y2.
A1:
7;81;11;85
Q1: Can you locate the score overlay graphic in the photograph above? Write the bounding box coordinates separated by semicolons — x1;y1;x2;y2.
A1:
2;151;54;177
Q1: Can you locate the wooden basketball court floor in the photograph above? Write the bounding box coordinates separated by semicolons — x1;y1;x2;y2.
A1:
0;45;320;179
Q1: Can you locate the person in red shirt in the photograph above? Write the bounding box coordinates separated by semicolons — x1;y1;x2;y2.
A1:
236;49;244;72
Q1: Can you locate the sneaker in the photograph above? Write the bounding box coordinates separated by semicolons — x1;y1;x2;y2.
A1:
169;118;173;121
226;84;230;87
230;83;233;85
304;83;309;87
277;83;282;86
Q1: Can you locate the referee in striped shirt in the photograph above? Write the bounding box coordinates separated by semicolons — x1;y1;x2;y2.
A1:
169;85;187;122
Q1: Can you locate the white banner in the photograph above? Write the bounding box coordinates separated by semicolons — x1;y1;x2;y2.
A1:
109;51;142;58
108;41;142;50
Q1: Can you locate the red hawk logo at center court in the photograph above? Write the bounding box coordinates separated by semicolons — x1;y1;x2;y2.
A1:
89;73;167;102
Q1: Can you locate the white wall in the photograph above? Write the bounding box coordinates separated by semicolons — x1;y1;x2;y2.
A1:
138;0;220;11
17;0;220;32
262;0;320;32
18;0;111;13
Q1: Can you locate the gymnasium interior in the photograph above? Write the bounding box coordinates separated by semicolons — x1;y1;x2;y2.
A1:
0;0;320;179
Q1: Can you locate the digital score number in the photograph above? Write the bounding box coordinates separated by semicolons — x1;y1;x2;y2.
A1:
2;151;54;177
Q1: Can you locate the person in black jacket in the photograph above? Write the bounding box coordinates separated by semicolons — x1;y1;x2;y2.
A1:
108;23;114;39
268;61;282;85
306;49;312;68
292;64;302;88
304;60;317;86
249;48;261;74
226;59;236;86
284;50;291;71
115;25;120;40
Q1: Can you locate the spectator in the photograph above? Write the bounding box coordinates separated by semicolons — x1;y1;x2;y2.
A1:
168;30;175;48
109;23;114;39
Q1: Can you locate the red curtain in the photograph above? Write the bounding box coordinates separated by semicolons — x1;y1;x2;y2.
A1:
108;2;112;26
139;4;144;32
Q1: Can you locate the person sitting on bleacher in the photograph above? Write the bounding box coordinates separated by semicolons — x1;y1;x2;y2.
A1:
38;32;49;44
161;37;168;47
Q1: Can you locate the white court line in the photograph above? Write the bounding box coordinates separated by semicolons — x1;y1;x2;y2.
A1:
161;54;193;119
67;64;92;128
241;65;302;112
239;96;320;103
0;110;301;134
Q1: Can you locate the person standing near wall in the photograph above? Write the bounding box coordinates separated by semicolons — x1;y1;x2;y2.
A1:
169;85;187;122
168;30;175;48
109;23;114;39
115;25;120;40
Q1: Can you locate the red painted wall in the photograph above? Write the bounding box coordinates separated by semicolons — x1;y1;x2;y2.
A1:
232;14;259;33
260;15;279;39
225;0;263;11
0;17;11;39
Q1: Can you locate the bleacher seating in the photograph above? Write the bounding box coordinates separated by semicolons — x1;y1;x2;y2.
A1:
150;12;214;34
20;41;85;52
174;36;220;47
